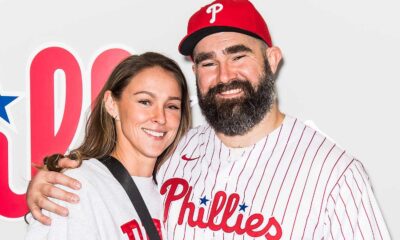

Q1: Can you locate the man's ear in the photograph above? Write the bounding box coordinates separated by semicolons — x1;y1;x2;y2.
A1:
103;90;119;119
266;46;282;74
192;63;197;75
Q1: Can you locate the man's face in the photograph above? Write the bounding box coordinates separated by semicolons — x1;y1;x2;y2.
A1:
193;32;266;97
193;32;277;136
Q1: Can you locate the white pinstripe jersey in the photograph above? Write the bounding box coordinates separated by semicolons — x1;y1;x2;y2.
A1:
157;115;390;239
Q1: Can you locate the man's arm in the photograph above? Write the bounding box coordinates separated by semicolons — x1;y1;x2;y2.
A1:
27;158;82;225
324;160;391;239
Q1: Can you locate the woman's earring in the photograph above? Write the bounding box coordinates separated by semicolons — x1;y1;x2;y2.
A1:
114;115;120;121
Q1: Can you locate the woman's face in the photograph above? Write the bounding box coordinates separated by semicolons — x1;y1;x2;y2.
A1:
109;66;182;161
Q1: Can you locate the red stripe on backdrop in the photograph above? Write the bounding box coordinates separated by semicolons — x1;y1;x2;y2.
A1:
30;47;82;175
0;132;28;218
90;49;130;108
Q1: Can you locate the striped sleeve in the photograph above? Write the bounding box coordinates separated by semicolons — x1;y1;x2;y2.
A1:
323;160;391;240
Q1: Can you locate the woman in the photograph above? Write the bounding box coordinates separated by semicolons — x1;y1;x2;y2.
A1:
25;52;191;240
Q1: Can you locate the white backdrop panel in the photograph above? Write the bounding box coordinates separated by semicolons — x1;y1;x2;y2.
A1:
0;0;398;239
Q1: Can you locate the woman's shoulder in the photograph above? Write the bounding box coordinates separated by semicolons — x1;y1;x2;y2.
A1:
63;158;112;184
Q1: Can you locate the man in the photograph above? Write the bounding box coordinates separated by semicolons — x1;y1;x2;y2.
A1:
27;0;390;239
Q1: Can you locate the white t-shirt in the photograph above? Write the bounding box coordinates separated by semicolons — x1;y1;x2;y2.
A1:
25;158;164;240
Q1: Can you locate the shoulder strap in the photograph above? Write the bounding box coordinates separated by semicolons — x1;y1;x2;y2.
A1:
99;155;161;240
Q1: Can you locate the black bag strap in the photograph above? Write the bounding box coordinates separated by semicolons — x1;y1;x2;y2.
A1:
99;155;161;240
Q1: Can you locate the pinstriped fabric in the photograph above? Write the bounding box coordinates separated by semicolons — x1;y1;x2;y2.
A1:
321;160;387;239
157;115;390;239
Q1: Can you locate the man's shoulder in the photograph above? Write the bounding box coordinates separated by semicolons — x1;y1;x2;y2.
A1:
177;124;212;145
287;115;358;169
298;118;361;181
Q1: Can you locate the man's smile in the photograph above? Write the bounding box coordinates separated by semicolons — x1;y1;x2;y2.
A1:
217;88;244;98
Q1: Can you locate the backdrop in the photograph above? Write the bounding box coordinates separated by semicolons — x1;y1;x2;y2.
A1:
0;0;398;239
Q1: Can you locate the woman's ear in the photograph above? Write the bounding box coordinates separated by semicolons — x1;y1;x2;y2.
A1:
103;90;119;120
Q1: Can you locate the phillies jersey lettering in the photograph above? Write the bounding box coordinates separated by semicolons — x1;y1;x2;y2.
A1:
158;115;390;239
160;177;281;239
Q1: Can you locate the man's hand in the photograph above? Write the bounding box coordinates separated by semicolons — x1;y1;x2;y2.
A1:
27;158;82;225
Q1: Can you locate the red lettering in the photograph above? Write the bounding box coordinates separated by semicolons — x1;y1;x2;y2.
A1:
160;178;283;239
121;219;144;240
265;217;282;240
195;207;207;229
152;219;163;240
0;132;28;217
177;187;209;228
178;187;196;226
232;213;246;235
207;190;227;231
1;46;132;219
30;47;82;174
159;177;189;222
219;192;240;233
90;48;130;108
121;218;163;240
245;213;264;237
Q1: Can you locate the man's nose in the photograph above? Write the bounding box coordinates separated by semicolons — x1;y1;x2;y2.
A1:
218;62;236;83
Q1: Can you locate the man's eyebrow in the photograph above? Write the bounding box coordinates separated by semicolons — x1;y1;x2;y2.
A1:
194;52;215;64
223;44;253;55
194;44;252;64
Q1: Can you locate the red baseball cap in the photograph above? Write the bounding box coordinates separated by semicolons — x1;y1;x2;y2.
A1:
178;0;273;56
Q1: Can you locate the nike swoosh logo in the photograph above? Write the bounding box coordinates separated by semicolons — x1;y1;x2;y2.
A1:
181;154;200;161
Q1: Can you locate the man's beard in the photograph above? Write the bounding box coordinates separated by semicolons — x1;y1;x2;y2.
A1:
197;59;276;136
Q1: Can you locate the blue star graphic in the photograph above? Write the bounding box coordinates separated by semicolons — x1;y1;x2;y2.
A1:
0;95;18;124
200;196;210;206
239;202;248;212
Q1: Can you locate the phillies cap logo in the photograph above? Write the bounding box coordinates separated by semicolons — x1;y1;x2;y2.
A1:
206;3;223;23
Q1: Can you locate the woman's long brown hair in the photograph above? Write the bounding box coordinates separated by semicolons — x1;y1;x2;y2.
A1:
45;52;191;182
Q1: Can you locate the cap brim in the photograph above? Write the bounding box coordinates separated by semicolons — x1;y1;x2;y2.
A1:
179;26;265;56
